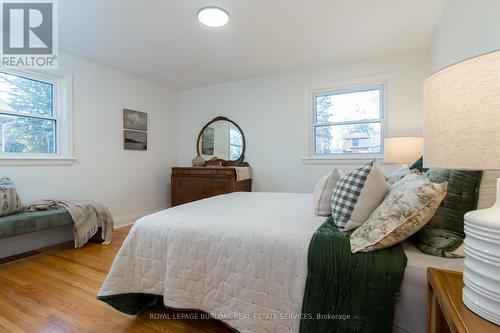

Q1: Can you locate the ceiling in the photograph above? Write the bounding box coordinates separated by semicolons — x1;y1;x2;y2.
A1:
59;0;447;89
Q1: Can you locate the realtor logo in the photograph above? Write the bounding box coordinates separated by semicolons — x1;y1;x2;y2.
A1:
0;0;58;68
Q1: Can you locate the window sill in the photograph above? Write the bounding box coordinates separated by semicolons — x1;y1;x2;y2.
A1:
0;156;76;166
302;156;385;165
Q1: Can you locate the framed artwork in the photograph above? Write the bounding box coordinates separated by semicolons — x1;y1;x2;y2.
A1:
124;130;147;150
123;109;147;131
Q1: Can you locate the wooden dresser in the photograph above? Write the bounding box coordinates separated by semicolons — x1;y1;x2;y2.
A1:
171;167;252;207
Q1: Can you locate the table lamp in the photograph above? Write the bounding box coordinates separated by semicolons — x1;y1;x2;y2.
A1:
424;50;500;324
384;137;423;166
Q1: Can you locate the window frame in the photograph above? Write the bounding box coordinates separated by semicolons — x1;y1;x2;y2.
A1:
312;84;385;157
0;68;74;165
304;74;390;164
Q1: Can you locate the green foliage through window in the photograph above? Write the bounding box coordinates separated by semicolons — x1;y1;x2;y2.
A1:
0;72;55;154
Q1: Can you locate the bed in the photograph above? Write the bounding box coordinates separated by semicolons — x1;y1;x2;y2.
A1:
98;192;464;333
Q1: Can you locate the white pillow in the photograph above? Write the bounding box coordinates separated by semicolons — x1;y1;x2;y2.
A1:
477;170;500;209
313;169;342;216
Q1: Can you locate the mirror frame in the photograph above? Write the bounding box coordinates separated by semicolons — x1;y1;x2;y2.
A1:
196;116;248;166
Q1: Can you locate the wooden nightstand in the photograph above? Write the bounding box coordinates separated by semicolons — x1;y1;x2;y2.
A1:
427;268;500;333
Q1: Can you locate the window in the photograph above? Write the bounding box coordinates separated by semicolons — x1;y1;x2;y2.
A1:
312;85;384;157
0;69;73;162
0;72;56;154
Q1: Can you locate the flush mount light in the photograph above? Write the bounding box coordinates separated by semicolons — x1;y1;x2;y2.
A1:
197;7;229;27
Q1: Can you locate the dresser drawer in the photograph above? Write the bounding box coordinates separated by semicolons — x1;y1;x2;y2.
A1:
172;167;235;178
172;178;233;206
175;177;231;194
171;167;251;207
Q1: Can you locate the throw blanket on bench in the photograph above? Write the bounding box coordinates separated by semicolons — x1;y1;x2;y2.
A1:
300;218;407;333
25;200;114;248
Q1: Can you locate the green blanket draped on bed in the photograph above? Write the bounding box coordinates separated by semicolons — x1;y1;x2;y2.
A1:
300;218;407;333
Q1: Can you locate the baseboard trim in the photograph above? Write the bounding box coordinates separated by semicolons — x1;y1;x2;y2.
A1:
114;207;167;228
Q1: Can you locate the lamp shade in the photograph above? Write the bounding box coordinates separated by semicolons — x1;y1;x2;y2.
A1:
384;137;423;165
424;50;500;170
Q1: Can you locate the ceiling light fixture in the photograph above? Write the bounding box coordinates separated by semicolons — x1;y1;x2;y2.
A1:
197;7;229;28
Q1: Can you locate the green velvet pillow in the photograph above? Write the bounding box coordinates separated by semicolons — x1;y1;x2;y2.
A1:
409;156;428;174
411;169;483;258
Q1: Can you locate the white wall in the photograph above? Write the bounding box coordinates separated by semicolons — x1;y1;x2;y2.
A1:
2;52;178;226
430;0;500;71
178;50;429;193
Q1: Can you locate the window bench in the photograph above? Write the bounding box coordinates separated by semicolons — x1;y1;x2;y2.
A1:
0;209;74;259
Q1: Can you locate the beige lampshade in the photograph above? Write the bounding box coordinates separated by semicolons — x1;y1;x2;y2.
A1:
384;137;423;165
424;50;500;170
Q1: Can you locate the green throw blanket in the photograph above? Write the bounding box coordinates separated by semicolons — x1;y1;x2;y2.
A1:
300;218;407;333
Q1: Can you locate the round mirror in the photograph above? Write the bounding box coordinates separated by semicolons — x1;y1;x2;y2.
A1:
196;117;246;164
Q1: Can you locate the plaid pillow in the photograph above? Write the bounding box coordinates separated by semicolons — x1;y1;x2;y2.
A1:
331;161;373;228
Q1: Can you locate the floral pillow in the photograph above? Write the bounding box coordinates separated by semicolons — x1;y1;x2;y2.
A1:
0;177;23;217
350;173;447;253
385;167;421;186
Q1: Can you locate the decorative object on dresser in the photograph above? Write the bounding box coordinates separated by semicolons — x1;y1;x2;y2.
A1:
427;268;500;333
384;137;423;166
424;49;500;324
172;116;251;206
192;155;207;167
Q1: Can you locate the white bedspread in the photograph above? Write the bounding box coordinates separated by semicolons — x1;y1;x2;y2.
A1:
98;192;464;333
99;192;323;333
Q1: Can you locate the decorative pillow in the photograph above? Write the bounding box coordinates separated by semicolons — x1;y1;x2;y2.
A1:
409;156;428;174
386;167;420;186
0;177;23;217
313;169;342;216
411;169;483;258
477;170;500;209
331;161;389;230
350;173;447;253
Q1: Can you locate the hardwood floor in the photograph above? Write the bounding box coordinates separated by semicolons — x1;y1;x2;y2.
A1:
0;226;234;333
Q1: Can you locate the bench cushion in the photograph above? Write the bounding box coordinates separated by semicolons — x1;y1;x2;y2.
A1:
0;209;73;240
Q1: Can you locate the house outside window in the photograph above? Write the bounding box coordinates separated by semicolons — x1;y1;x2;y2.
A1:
311;84;385;158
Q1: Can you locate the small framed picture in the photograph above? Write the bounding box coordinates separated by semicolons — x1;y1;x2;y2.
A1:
202;140;214;155
124;130;147;150
124;109;147;131
202;127;214;141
